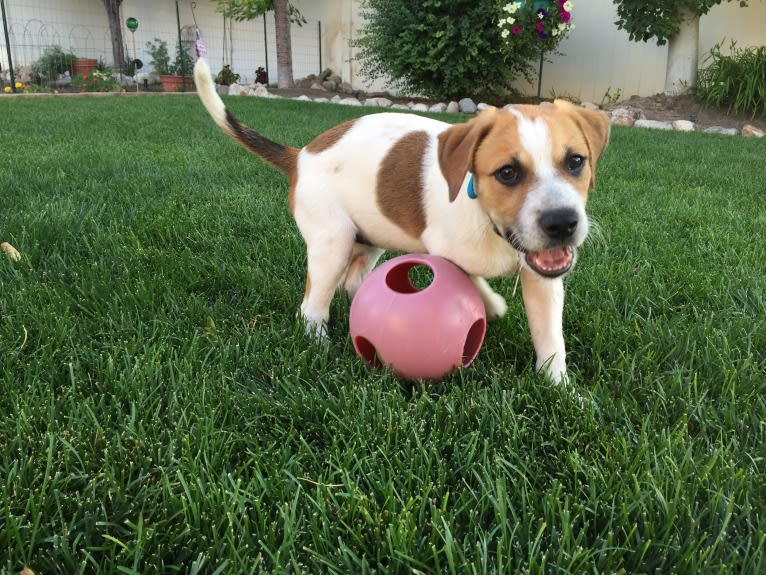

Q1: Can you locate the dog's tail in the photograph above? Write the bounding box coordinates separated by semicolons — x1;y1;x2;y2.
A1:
193;40;297;176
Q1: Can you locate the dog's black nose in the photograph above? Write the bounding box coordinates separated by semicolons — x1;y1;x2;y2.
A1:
540;208;579;241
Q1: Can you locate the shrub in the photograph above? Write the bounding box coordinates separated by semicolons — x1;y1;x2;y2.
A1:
354;0;573;102
215;64;240;86
31;46;77;84
696;41;766;117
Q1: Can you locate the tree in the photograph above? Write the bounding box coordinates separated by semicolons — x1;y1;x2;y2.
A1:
613;0;749;94
101;0;125;72
213;0;306;89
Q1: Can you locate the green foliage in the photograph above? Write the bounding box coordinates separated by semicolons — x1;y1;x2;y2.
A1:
354;0;543;101
215;64;241;86
696;40;766;117
145;38;193;76
211;0;306;25
71;69;120;92
31;45;77;84
614;0;748;45
145;38;171;75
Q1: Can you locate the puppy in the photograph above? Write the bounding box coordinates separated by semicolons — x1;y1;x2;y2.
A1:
193;54;609;383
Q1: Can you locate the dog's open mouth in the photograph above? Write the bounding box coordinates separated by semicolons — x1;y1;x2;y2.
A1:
525;246;575;278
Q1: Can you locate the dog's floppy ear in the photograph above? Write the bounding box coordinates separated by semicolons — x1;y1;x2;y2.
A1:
555;100;611;189
437;110;496;202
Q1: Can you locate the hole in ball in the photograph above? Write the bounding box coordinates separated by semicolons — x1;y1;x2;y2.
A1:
461;318;486;367
355;336;382;368
385;262;434;294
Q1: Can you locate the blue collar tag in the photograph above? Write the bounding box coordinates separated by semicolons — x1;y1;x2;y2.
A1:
467;174;477;199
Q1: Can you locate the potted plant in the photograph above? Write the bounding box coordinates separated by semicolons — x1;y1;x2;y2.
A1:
71;57;98;79
146;38;194;92
214;64;240;94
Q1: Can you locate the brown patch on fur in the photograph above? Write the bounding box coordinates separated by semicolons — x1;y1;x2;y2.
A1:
437;110;497;201
554;100;611;189
305;119;358;154
472;125;533;227
376;131;428;238
225;110;299;176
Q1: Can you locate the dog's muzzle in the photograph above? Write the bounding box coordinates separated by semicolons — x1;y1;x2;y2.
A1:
495;207;581;278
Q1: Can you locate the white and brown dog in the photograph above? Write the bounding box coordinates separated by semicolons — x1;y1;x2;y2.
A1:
194;55;609;383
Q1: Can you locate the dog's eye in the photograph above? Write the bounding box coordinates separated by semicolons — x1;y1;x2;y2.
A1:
495;164;521;186
566;153;585;174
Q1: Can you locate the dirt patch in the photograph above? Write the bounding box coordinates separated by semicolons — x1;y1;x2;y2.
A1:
605;93;766;132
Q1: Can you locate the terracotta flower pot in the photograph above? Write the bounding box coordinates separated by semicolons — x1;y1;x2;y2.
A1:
71;58;98;78
159;75;195;92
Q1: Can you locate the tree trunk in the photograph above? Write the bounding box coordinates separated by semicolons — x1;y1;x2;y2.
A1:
664;8;699;95
102;0;125;72
273;0;294;88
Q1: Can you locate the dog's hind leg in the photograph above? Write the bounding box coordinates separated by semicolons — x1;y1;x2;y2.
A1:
299;232;357;338
342;244;384;300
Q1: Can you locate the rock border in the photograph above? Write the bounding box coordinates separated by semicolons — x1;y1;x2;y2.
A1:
229;81;764;138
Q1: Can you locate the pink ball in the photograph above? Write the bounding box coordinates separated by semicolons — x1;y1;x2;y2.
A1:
350;254;486;381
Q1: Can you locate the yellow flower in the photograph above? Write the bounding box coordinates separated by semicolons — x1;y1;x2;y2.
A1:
15;81;23;89
3;86;10;93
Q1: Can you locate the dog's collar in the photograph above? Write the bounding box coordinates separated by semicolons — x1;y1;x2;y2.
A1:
467;174;477;199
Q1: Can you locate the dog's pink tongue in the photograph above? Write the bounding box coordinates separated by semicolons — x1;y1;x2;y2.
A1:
526;247;573;273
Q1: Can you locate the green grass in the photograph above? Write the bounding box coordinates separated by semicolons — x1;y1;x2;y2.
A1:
1;94;765;574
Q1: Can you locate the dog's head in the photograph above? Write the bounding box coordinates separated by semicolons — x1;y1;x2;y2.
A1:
438;100;610;278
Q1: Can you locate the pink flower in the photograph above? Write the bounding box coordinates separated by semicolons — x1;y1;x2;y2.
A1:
511;25;522;35
561;11;571;23
536;21;545;33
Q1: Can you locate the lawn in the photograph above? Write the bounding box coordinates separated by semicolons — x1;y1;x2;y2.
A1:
0;94;764;574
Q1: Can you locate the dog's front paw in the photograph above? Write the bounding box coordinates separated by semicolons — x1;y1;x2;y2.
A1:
303;318;329;341
537;354;568;385
483;291;508;319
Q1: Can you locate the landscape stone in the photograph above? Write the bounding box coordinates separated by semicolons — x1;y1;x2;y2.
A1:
446;101;460;113
634;119;673;130
671;120;695;132
703;126;738;136
459;98;477;113
428;102;447;113
411;103;429;112
338;97;362;106
228;83;244;96
609;107;645;126
310;82;326;91
742;124;765;137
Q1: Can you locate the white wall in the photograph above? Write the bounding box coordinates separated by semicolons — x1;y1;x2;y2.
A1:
1;0;322;85
3;0;764;96
526;0;766;103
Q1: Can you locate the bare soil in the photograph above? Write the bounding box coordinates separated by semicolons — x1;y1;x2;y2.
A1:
605;93;766;132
